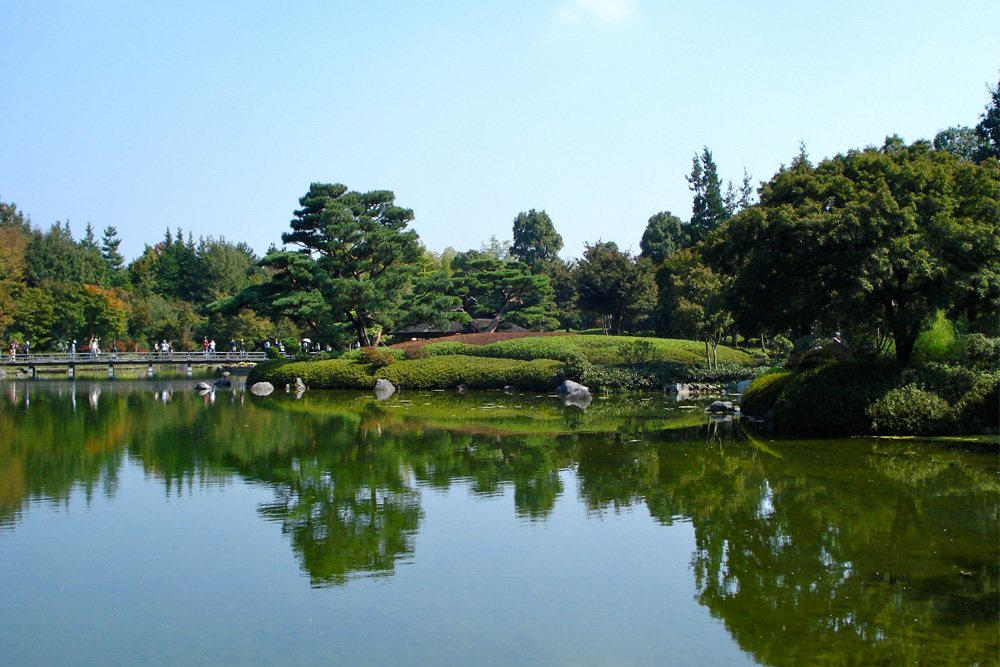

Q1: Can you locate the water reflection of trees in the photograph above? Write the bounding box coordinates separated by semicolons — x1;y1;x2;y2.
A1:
1;384;996;661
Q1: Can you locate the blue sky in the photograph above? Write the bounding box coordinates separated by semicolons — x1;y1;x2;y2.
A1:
1;0;996;261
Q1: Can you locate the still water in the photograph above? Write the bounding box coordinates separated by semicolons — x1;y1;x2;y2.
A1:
0;379;996;665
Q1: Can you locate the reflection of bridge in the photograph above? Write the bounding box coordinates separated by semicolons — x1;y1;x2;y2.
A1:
1;351;270;378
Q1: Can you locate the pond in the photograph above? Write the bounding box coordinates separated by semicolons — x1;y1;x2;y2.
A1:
0;379;997;665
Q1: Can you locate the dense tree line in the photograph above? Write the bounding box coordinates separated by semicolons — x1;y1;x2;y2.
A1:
2;78;997;359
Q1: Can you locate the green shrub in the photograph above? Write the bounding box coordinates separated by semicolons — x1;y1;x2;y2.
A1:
867;384;952;435
581;361;686;391
898;363;978;404
561;351;591;382
264;346;283;360
677;361;772;384
741;371;794;418
617;339;658;364
375;355;562;390
769;334;794;356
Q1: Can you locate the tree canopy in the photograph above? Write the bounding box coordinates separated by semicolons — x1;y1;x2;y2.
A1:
511;209;563;271
711;137;1000;361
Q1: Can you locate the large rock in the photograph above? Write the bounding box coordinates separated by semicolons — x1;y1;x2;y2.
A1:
556;379;591;399
735;380;753;394
250;381;274;396
374;378;396;400
556;380;592;408
194;381;212;392
706;400;738;413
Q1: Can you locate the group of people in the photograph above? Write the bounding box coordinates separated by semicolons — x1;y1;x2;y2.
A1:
7;339;30;360
229;339;248;356
153;339;173;357
5;335;327;360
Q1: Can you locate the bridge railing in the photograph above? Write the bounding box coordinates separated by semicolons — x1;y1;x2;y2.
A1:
1;351;271;366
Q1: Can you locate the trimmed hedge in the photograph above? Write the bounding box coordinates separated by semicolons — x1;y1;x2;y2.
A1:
249;358;375;389
772;361;900;436
740;370;794;418
375;356;562;391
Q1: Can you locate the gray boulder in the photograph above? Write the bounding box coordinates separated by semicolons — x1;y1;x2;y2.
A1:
556;380;592;408
250;381;274;396
374;378;396;400
194;381;212;392
735;380;753;394
706;400;738;413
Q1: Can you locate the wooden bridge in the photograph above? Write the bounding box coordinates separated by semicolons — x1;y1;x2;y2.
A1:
0;351;271;379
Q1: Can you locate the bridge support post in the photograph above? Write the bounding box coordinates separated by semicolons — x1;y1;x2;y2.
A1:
68;365;74;378
108;364;115;379
147;364;154;378
29;365;35;379
187;363;192;378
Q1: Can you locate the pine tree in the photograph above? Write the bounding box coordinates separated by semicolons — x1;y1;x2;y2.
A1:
101;226;125;273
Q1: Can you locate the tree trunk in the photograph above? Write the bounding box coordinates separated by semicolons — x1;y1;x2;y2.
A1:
486;297;512;333
354;318;371;348
893;328;917;364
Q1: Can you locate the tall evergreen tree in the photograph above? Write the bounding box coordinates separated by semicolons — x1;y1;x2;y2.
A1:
687;147;728;242
101;226;125;274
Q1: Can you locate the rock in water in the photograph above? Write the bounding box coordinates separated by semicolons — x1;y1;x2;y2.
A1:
374;379;396;400
735;380;752;394
195;381;212;392
250;382;274;396
556;380;592;408
707;400;738;413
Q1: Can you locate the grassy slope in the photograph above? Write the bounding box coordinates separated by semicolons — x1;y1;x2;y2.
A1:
406;333;753;365
252;333;753;390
